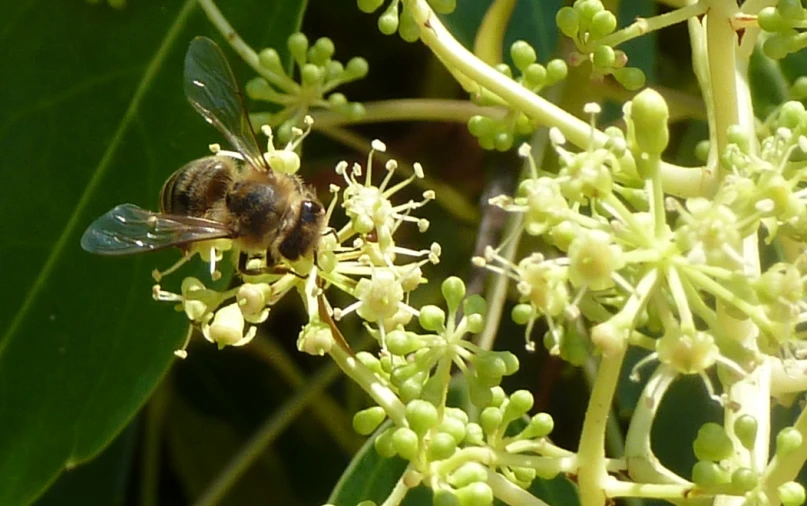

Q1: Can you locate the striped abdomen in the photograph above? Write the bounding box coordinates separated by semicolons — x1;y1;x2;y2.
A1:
159;156;235;217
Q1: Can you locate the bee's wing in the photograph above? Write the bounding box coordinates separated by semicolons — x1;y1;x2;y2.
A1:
81;204;233;256
184;36;271;174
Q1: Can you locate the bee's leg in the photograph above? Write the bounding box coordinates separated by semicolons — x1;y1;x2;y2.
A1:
237;251;306;279
321;227;339;241
152;251;194;282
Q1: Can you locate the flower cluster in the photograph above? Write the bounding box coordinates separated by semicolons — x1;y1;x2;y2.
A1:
476;89;807;402
246;32;368;142
151;129;440;359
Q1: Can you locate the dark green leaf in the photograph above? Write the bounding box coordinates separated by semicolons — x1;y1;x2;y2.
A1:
0;0;306;503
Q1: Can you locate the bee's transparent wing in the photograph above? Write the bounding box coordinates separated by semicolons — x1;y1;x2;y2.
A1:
184;36;270;173
81;204;232;256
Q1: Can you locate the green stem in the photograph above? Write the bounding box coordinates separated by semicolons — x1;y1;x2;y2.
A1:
761;401;807;503
380;465;414;506
577;345;628;506
486;469;551;506
624;364;692;485
252;98;504;129
328;339;407;426
197;0;299;94
473;0;517;64
595;2;708;49
403;0;704;198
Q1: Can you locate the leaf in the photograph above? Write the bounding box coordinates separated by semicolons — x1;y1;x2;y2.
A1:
0;0;306;503
34;422;136;506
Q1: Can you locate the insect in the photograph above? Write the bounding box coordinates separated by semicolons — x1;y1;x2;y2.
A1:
81;36;325;277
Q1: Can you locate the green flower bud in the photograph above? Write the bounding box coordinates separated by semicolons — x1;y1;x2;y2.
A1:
504;390;534;420
357;0;384;14
358;501;378;506
693;423;735;462
779;0;805;21
494;63;513;78
433;489;461;506
420;305;446;332
439;416;467;445
731;467;758;492
779;101;806;130
427;431;457;460
630;88;669;155
546;59;568;84
392;427;420;460
519;413;554;439
791;76;807;99
455;482;493;506
489;386;506;408
692;461;731;488
345;102;366;120
378;4;399;35
449;462;488;488
390;362;419;387
522;63;546;89
374;427;396;457
695;140;710;161
494;132;514;152
758;7;784;31
356;351;382;373
258;48;283;73
556;7;579;37
328;92;348;107
510;40;537;71
431;0;456;14
465;423;485;445
301;63;323;86
468;115;495;138
779;481;806;506
399;7;420;42
512;304;533;325
406;399;439;436
399;377;425;404
592;45;615;68
613;66;646;91
512;466;536;484
468;376;492;407
474;353;506;386
442;276;466;313
590;10;617;38
245;77;273;101
776;427;803;457
463;294;487;316
309;37;335;65
287;32;309;64
480;407;503;435
466;314;485;334
346;57;369;79
386;330;419;356
764;33;796;60
353;407;387;435
734;415;758;451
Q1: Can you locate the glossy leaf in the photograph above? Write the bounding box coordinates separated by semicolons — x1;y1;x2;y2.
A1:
0;0;306;503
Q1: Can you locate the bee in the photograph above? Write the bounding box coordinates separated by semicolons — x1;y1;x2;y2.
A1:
81;37;325;276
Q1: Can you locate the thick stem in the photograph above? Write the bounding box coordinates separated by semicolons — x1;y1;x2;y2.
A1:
577;347;628;506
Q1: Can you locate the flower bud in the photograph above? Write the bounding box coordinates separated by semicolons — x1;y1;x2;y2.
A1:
480;407;503;435
346;57;369;79
779;481;806;506
519;413;554;439
419;305;446;332
510;40;537;71
449;462;488;488
353;407;387;435
427;432;457;460
465;423;484;445
406;400;439;436
731;467;758;492
442;276;466;313
776;427;803;457
692;461;731;488
630;88;669;155
374;427;396;457
693;423;734;462
259;48;283;73
287;32;309;64
504;390;534;420
734;415;758;451
392;427;420;460
455;482;493;506
439;416;467;445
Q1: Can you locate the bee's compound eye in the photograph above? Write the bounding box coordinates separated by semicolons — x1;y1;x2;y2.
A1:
300;200;323;224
